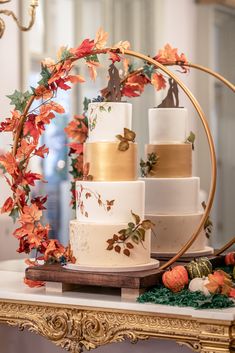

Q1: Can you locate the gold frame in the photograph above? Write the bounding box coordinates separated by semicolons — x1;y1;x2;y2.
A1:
0;299;234;353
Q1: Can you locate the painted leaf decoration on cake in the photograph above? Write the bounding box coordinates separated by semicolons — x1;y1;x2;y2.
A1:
117;128;136;152
185;131;196;150
131;210;140;225
123;249;130;257
124;128;136;141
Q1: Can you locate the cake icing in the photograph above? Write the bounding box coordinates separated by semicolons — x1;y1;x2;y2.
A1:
70;102;154;268
87;102;132;142
142;107;209;254
76;180;145;223
141;177;200;214
149;108;187;143
70;221;151;266
84;142;137;181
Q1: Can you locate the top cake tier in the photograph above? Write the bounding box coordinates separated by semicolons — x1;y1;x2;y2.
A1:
149;108;187;144
87;102;132;142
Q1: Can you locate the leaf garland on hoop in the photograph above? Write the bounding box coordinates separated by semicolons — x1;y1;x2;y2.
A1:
0;26;188;287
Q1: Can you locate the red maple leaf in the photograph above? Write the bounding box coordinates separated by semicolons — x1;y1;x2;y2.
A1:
70;39;95;58
121;83;141;97
24;277;45;288
1;197;14;213
34;145;49;158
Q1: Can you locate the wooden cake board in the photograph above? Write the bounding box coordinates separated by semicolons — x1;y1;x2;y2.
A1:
25;256;224;300
25;264;164;300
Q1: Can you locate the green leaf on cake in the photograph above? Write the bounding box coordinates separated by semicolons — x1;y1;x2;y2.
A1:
140;152;159;177
7;90;33;113
202;201;213;239
185;131;196;150
106;212;154;257
116;128;136;152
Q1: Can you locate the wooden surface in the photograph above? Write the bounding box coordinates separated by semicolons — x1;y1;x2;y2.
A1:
25;255;225;293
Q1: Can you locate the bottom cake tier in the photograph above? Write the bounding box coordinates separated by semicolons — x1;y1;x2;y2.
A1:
147;212;208;253
70;220;151;267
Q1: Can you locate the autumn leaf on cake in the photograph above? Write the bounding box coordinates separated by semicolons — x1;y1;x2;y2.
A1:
205;270;233;295
94;27;108;49
151;73;167;91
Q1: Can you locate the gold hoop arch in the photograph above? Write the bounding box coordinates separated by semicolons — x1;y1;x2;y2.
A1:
12;48;217;270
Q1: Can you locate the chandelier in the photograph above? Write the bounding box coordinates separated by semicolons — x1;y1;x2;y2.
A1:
0;0;39;38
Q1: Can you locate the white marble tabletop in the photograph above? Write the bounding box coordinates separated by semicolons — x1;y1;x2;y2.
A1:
0;259;234;321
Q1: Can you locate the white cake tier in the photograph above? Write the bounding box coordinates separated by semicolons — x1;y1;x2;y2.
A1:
76;181;145;223
148;108;187;144
70;220;151;266
140;177;200;214
87;102;132;142
147;212;207;253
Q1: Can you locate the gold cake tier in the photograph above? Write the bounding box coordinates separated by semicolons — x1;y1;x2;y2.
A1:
84;142;137;181
146;143;192;178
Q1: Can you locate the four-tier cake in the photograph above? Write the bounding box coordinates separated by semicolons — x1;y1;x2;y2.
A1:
140;107;209;255
70;102;156;268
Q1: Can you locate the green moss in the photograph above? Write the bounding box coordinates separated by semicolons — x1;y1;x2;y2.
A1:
137;286;235;310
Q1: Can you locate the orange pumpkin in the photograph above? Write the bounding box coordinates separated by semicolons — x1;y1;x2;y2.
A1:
225;252;235;266
162;265;189;293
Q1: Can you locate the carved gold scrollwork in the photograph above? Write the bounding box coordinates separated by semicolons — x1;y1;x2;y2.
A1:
0;301;234;353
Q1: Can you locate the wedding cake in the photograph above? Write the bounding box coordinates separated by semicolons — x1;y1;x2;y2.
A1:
70;102;156;268
141;107;208;254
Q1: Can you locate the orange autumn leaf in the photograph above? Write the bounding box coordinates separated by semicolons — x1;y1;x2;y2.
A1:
16;139;37;160
66;74;85;84
64;116;88;143
94;27;108;49
205;270;233;294
0;110;21;133
127;74;149;93
151;73;167;91
155;43;179;63
24;277;45;288
34;144;49;158
0;152;18;175
1;197;14;213
14;223;35;239
19;203;42;224
34;85;53;100
86;60;101;81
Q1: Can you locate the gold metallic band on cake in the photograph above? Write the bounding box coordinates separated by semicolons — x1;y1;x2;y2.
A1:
84;142;137;181
146;143;192;178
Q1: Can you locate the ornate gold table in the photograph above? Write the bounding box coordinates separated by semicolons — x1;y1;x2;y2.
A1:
0;260;234;353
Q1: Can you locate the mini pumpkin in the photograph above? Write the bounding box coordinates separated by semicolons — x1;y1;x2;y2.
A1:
186;257;212;279
188;277;210;296
162;265;189;293
225;252;235;266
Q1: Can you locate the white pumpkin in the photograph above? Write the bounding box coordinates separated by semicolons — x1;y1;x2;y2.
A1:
188;277;210;296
